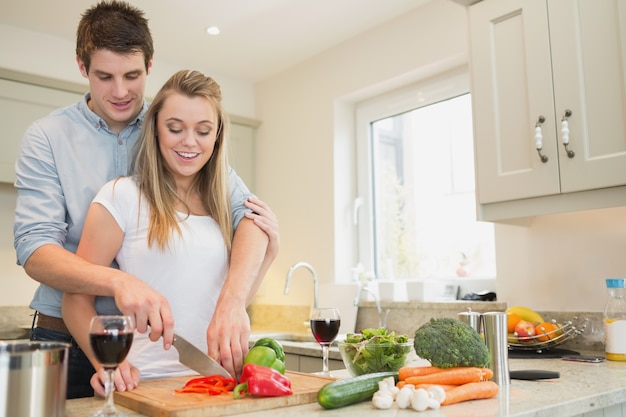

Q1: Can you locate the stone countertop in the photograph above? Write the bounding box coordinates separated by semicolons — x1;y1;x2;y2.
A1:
65;352;626;417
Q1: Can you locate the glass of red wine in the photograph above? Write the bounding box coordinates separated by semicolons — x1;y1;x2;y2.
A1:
89;315;135;417
309;307;341;375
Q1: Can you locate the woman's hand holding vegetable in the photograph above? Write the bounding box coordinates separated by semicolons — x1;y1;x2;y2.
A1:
205;195;280;379
206;300;251;381
206;215;270;379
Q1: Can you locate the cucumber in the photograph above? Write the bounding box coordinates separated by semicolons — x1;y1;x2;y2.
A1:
317;371;398;409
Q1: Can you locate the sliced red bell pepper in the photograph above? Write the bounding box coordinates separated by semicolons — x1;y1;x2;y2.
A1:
233;363;292;398
175;375;237;395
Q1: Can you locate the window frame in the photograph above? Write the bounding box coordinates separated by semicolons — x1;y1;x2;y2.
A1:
354;66;472;277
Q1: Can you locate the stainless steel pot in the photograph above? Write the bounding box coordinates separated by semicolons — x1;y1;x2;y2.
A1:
0;340;70;417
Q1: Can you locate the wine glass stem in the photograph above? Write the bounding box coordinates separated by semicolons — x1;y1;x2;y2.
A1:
322;345;330;374
102;368;117;414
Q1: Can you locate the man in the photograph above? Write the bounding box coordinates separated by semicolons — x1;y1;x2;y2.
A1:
13;0;277;398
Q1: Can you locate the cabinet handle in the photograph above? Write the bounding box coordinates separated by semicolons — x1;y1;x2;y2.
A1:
561;109;575;158
535;115;548;163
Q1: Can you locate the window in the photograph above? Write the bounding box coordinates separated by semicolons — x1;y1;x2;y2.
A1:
355;69;496;281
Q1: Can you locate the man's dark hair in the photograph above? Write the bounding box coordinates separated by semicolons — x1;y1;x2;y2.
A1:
76;0;154;72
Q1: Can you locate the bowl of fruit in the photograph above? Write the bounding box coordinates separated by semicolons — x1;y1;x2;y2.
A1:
337;328;413;376
506;306;588;351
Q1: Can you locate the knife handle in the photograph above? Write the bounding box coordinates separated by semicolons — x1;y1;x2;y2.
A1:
510;370;560;380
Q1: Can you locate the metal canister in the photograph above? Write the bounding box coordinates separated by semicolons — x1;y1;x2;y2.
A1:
0;340;70;417
457;308;482;334
482;311;511;386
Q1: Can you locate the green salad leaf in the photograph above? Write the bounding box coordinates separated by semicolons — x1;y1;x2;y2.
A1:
341;328;411;375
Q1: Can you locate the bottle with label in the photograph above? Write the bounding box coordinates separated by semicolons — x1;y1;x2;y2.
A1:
604;278;626;361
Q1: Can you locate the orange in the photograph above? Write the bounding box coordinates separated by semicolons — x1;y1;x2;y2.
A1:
535;322;559;342
507;312;521;333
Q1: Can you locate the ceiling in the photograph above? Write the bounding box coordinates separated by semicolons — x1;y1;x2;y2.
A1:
0;0;434;83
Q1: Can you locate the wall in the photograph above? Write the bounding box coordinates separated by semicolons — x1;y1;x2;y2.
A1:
0;24;256;118
252;0;626;313
495;207;626;313
253;0;471;305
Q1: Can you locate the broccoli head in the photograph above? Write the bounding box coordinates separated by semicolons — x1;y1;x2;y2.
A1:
413;317;490;368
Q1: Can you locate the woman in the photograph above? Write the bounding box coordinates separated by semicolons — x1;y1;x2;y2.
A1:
62;70;276;392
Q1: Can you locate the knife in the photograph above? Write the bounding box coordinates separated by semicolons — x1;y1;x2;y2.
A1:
509;369;560;380
172;333;232;379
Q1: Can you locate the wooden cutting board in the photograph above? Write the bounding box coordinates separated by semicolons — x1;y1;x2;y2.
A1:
114;371;335;417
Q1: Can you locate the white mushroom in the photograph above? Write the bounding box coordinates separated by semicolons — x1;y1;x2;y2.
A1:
371;379;395;409
427;397;442;409
372;391;394;409
377;380;390;394
411;388;430;412
382;376;399;399
396;385;415;409
427;385;446;404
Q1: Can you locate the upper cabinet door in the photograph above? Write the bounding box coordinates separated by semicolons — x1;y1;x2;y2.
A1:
228;122;257;193
0;78;84;184
549;0;626;193
470;0;626;205
470;0;559;204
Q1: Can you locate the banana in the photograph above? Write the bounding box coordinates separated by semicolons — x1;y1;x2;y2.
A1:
506;306;544;325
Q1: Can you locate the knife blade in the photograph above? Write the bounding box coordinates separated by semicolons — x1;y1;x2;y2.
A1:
509;369;560;380
172;333;232;379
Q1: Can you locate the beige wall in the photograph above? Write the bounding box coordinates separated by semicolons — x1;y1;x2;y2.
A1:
252;0;625;312
253;0;472;305
494;207;626;313
0;24;256;118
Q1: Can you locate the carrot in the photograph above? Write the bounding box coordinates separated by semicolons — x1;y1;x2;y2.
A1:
398;366;443;381
404;367;493;386
411;383;459;391
441;381;499;405
396;380;408;389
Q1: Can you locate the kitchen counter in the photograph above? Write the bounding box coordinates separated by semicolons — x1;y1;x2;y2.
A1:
65;352;626;417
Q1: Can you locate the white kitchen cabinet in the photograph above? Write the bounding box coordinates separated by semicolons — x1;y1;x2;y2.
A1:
298;355;344;374
0;75;84;183
228;116;260;194
284;352;343;373
469;0;626;219
575;402;626;417
284;352;300;372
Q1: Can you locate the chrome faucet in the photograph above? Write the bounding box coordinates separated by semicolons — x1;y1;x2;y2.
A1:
354;283;386;328
284;261;319;308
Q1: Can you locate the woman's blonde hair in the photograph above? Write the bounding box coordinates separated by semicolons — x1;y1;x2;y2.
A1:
132;69;233;252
